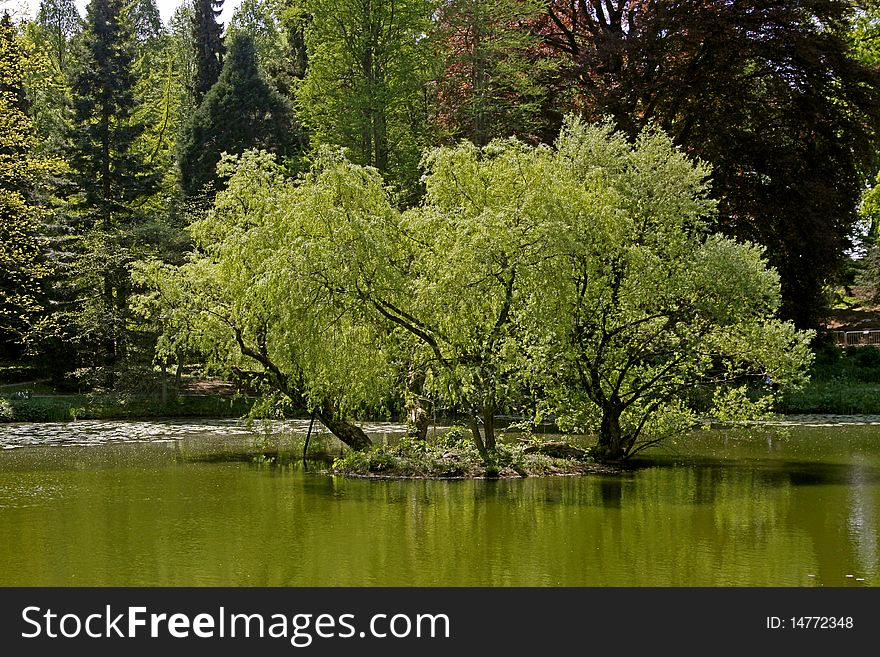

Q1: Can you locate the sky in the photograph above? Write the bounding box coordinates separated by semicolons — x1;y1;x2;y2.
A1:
11;0;241;27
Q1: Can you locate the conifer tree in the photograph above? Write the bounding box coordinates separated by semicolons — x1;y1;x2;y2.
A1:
129;0;163;44
66;0;159;380
192;0;224;103
177;32;303;199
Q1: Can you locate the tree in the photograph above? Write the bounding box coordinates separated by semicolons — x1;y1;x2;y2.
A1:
275;0;309;85
135;150;394;450
537;0;880;328
66;0;159;381
526;118;813;460
335;119;810;462
296;0;435;195
192;0;224;103
432;0;553;146
227;0;291;95
128;0;163;44
851;1;880;68
149;117;811;463
36;0;81;75
177;32;304;199
25;0;80;155
168;2;197;129
0;12;58;356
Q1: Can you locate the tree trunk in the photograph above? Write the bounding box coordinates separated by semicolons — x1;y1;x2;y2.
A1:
405;366;428;440
469;399;497;460
315;398;372;451
174;350;184;390
160;361;168;406
103;274;116;389
595;407;627;462
482;402;496;452
469;415;487;457
407;399;429;440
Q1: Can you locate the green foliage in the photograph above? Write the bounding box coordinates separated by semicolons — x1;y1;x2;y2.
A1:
778;343;880;414
227;0;292;96
778;382;880;415
192;0;225;103
295;0;435;195
0;396;12;421
36;0;81;75
177;32;304;198
540;1;880;328
330;428;592;478
0;390;253;422
134;148;396;424
433;0;554;146
168;2;196;126
143;116;812;462
128;0;162;44
851;0;880;68
68;0;158;217
0;13;59;352
62;0;163;380
525;118;813;459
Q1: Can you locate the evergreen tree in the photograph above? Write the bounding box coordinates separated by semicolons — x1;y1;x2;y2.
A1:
128;0;163;44
227;0;291;96
177;32;304;199
192;0;224;103
66;0;159;381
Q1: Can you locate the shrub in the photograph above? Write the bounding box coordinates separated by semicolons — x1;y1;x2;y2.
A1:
0;398;13;421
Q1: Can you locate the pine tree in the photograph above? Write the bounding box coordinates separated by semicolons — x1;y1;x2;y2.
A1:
66;0;159;381
227;0;291;96
177;32;304;199
192;0;224;103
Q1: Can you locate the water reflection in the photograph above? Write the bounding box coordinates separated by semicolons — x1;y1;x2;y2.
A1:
0;421;878;586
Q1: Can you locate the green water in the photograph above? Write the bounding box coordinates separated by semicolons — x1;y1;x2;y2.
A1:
0;419;878;586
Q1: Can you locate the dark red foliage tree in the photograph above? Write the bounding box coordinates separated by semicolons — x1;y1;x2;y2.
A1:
538;0;880;328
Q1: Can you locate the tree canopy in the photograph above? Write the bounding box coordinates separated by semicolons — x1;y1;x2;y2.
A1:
538;0;880;328
192;0;225;103
295;0;434;194
140;118;812;461
177;32;304;199
0;12;55;354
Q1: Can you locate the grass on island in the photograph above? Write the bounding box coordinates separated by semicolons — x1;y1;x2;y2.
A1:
331;427;613;479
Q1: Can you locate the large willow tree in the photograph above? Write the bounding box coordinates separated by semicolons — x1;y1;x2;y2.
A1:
138;119;812;461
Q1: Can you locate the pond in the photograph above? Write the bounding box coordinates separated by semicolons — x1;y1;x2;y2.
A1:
0;417;878;586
